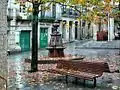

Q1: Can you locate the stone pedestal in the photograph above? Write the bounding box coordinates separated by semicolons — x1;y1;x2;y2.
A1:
0;0;8;89
46;31;65;57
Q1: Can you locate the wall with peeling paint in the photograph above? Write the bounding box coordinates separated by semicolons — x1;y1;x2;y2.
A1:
0;0;8;89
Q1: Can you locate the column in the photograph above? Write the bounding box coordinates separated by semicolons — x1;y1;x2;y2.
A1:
93;23;99;40
108;18;114;41
72;21;75;41
8;7;17;49
66;21;69;42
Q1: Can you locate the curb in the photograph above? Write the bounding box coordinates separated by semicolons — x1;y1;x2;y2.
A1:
75;47;120;49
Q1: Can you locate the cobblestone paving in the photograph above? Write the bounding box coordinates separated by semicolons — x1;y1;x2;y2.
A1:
8;40;120;90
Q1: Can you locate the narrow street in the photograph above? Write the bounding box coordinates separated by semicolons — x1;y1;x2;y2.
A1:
8;40;120;90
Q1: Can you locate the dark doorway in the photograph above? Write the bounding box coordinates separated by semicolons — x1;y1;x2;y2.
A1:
75;21;78;39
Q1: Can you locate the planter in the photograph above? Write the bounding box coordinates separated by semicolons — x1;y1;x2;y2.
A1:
97;31;108;41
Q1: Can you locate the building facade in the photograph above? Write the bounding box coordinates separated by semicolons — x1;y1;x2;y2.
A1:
7;0;117;53
7;0;81;52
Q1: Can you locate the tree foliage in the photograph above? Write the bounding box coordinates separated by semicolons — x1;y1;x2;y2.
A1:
15;0;120;23
69;0;120;24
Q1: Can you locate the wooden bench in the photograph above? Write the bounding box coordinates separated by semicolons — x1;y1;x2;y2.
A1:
48;60;110;87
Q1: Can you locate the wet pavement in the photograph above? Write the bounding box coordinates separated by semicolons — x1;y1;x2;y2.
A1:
8;40;120;90
75;40;120;49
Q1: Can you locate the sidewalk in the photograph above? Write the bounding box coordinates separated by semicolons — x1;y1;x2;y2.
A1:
75;40;120;49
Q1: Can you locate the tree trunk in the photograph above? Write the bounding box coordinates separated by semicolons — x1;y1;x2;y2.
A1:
31;1;39;72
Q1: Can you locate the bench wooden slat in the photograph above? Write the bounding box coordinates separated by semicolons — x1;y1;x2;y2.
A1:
48;68;98;79
48;60;110;87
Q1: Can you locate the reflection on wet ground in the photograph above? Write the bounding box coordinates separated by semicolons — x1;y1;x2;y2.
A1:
8;41;120;90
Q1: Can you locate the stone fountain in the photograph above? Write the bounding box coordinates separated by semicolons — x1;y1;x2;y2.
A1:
46;31;65;57
25;24;85;64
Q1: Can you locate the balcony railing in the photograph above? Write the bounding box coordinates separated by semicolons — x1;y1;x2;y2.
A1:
62;9;79;18
27;15;56;22
16;15;31;22
39;16;55;22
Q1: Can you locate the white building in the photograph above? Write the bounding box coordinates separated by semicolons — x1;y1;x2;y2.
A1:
7;0;81;53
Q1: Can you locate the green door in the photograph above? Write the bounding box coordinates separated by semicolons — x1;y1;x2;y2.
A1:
20;31;30;51
40;28;48;48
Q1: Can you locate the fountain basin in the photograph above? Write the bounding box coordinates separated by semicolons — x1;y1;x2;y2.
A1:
25;55;85;64
46;46;66;57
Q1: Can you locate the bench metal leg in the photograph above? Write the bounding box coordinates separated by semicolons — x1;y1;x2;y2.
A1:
93;77;96;87
75;77;78;85
83;79;86;87
65;75;68;83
